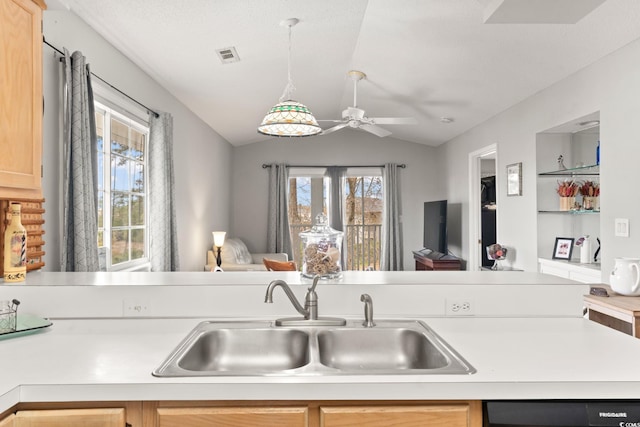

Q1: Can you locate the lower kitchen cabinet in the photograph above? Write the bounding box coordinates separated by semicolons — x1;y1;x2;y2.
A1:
2;400;481;427
154;407;308;427
320;403;480;427
12;409;125;427
144;400;481;427
0;414;15;427
1;402;141;427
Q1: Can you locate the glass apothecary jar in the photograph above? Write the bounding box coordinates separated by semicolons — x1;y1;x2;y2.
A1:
299;214;343;279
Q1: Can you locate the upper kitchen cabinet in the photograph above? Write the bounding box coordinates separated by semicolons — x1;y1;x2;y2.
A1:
0;0;45;199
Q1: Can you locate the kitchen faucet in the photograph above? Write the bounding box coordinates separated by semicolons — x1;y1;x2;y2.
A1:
360;293;375;327
264;276;346;326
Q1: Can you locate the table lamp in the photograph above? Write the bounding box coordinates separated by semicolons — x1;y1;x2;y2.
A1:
212;231;226;268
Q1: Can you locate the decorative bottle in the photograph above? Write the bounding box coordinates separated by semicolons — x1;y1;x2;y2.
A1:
3;203;27;282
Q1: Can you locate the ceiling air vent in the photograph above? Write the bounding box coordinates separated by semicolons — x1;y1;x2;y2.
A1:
216;47;240;64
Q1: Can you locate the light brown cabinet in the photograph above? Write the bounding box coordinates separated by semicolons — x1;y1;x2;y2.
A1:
2;400;481;427
12;408;126;427
1;402;141;427
143;400;481;427
320;402;480;427
154;406;308;427
0;0;44;199
0;414;15;427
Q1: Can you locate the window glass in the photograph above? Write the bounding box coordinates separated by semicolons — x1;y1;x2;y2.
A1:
287;173;383;271
96;101;149;271
344;176;383;271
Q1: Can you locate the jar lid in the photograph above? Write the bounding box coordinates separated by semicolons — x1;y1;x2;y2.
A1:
299;213;343;238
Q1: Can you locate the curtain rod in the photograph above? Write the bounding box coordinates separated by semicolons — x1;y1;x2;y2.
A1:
262;164;406;169
43;38;160;118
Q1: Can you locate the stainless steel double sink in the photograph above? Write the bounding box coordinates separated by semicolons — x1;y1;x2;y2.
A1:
152;319;475;377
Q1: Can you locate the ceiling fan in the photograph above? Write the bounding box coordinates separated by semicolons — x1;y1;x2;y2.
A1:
319;70;417;137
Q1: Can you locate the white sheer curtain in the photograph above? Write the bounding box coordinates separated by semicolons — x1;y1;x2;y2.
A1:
148;112;180;271
61;49;100;272
381;163;403;271
267;163;293;259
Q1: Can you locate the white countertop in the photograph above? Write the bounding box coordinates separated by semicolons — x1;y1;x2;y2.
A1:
1;271;636;411
2;315;640;411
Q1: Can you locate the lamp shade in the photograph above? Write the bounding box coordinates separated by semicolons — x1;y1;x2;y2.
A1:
258;100;322;137
212;231;226;247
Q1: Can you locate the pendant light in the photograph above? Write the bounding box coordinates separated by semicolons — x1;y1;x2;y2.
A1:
258;18;321;137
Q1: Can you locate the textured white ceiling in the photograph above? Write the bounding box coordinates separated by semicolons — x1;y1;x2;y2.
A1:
53;0;640;146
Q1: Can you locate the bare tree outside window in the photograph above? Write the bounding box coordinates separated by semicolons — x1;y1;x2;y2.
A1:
344;176;382;270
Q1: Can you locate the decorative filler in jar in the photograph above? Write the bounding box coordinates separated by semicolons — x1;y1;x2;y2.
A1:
299;214;343;279
556;180;578;211
578;180;600;211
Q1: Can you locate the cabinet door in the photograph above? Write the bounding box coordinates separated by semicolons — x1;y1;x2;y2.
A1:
320;404;474;427
156;407;308;427
0;0;43;199
0;414;15;427
14;408;126;427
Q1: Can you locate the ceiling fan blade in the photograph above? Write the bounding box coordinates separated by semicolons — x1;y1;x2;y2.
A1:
370;117;418;125
360;123;392;138
316;119;344;122
321;123;348;136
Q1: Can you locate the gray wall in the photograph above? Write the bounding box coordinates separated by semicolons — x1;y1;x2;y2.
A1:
440;36;640;279
230;130;445;270
42;10;233;271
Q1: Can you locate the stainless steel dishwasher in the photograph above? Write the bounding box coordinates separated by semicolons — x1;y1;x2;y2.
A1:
485;401;640;427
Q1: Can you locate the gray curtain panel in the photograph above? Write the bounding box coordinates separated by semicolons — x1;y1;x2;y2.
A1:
325;167;346;231
267;163;293;259
325;166;347;268
381;163;403;271
61;49;100;272
149;112;180;271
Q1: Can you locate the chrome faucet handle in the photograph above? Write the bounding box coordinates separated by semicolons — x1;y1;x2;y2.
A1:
361;293;375;328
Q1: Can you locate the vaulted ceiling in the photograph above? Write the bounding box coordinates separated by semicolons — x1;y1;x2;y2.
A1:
51;0;640;146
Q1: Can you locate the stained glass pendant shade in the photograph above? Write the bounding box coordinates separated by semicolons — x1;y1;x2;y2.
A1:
258;18;321;137
258;100;321;137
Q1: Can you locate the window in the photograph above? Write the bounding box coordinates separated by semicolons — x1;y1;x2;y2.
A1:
288;173;328;267
287;169;382;271
344;176;383;270
95;101;149;271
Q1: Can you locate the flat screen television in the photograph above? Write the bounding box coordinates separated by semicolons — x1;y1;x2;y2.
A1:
423;200;448;255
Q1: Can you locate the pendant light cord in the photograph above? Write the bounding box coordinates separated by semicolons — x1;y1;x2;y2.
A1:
279;24;296;102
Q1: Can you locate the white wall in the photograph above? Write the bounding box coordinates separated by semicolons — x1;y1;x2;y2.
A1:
41;11;233;271
440;37;640;279
230;130;445;270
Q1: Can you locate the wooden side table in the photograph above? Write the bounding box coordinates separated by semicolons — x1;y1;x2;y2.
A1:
413;251;461;271
584;286;640;338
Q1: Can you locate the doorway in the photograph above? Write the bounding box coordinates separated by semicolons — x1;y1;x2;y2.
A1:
468;145;497;271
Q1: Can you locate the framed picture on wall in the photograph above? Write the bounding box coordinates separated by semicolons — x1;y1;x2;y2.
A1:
506;162;522;196
552;237;574;260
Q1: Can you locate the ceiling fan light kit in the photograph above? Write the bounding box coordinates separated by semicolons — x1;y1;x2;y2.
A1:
258;18;321;138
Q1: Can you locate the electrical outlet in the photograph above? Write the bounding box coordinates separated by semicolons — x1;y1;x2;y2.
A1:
446;299;474;316
123;299;149;316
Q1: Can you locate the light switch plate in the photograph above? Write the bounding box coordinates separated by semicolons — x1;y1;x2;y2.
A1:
615;218;629;237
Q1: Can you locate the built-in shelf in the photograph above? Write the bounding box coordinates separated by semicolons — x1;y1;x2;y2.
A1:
538;163;599;176
538;210;600;214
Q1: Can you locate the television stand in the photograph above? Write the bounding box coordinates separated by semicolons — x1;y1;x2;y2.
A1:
413;251;461;271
